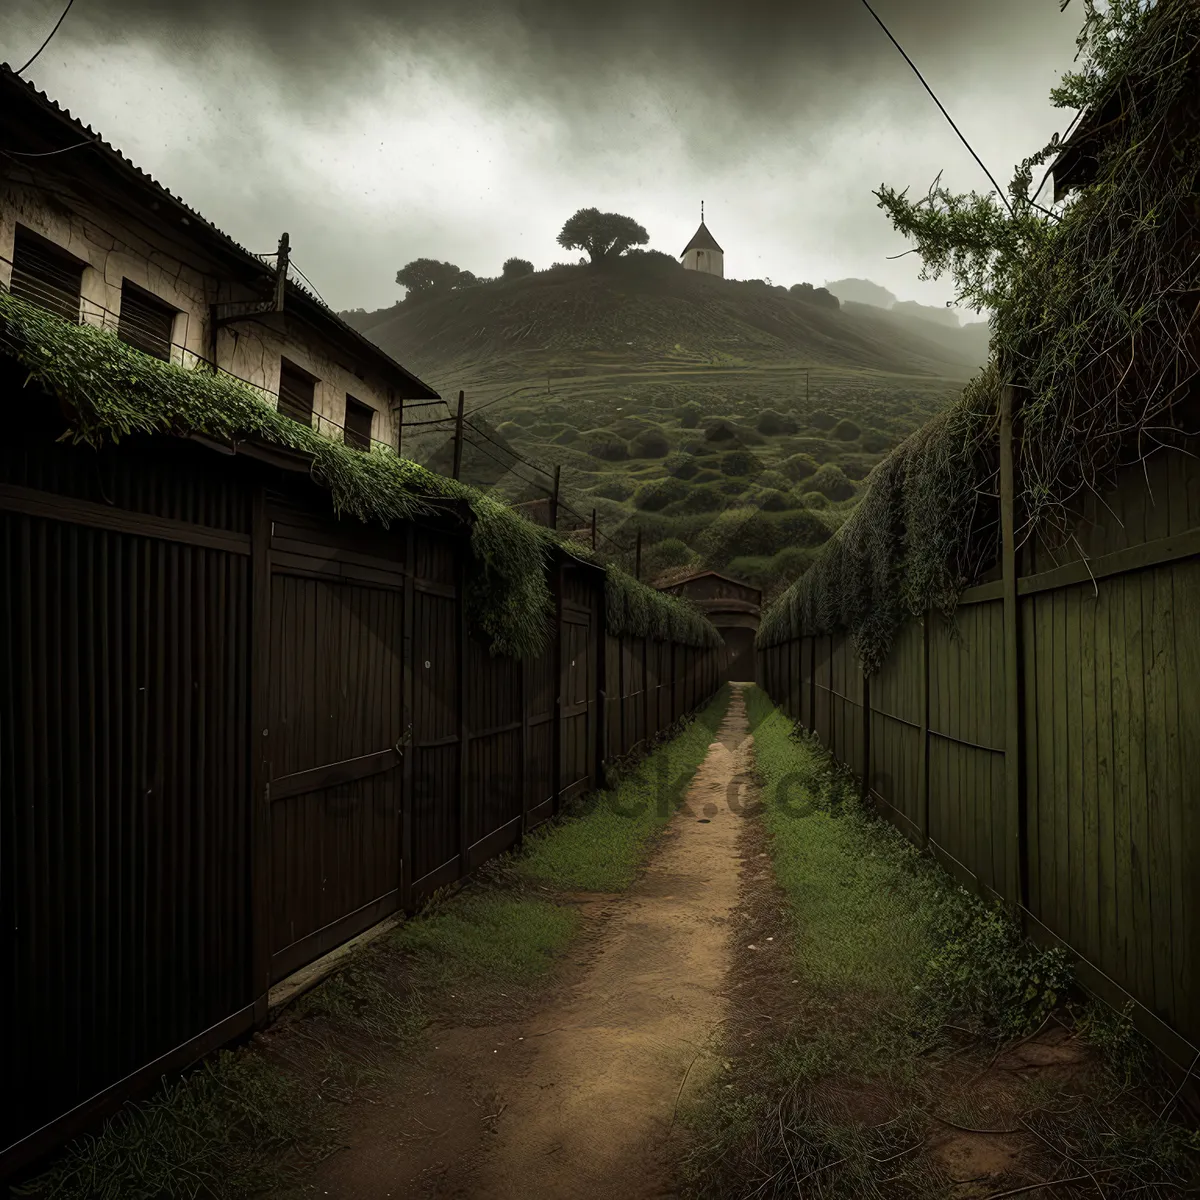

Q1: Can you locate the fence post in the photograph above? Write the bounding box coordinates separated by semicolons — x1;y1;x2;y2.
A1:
861;667;871;801
919;612;930;848
401;526;416;910
999;382;1028;912
552;557;564;812
250;486;272;1026
457;546;470;874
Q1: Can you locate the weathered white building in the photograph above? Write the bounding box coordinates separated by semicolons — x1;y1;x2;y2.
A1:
0;64;438;449
680;206;724;278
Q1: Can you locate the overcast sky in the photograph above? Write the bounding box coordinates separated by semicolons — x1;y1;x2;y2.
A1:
5;0;1085;318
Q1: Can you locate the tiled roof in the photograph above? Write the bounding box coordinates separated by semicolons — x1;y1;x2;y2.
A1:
680;221;723;256
0;63;440;400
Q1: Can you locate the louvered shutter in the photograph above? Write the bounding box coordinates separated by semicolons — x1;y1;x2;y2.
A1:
278;360;315;425
9;228;84;320
344;397;373;450
117;282;174;361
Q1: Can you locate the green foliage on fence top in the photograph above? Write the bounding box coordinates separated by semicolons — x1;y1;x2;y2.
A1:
760;0;1200;671
0;290;720;655
604;564;723;648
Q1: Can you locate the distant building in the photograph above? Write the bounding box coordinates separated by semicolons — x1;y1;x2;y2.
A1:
680;204;724;278
657;569;760;682
0;65;438;446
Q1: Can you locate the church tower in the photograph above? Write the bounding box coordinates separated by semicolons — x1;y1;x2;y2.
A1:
680;202;724;278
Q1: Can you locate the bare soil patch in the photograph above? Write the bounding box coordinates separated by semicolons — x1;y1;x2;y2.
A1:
298;688;755;1199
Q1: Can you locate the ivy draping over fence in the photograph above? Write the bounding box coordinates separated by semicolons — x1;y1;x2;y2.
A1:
759;0;1200;674
0;289;720;656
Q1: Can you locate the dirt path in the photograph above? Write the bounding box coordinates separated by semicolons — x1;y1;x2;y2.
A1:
307;685;754;1199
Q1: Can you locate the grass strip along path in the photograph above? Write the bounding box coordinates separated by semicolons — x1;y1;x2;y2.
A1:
16;687;731;1200
679;687;1198;1200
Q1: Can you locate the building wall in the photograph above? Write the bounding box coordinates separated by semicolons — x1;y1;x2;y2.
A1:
682;247;724;278
671;575;759;605
0;179;400;449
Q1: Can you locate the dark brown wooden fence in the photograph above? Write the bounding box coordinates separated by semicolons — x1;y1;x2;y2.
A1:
758;439;1200;1074
0;396;721;1178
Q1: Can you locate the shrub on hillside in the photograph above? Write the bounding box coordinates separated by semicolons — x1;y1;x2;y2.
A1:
678;403;702;429
647;537;695;573
673;486;724;514
860;429;892;454
757;469;790;491
758;488;792;512
833;417;862;440
840;455;874;480
665;452;699;479
631;428;671;458
594;479;635;501
775;508;833;548
634;478;688;511
692;469;721;484
807;463;855;500
704;420;737;443
756;409;799;436
721;449;762;477
502;257;535;279
809;410;837;431
588;439;630;462
782;453;819;482
800;490;830;509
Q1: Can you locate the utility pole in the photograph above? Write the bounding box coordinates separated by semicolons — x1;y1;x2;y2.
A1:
591;508;597;550
550;465;561;529
635;529;642;581
451;390;465;481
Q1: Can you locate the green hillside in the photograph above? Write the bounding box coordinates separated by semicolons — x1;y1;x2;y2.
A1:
343;257;987;599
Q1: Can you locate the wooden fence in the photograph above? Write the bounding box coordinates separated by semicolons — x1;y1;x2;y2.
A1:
758;429;1200;1074
0;393;721;1177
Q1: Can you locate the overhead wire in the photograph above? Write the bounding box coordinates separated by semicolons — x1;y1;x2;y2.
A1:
857;0;1014;216
14;0;76;76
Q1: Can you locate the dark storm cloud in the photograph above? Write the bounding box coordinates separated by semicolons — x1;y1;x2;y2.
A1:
49;0;1076;127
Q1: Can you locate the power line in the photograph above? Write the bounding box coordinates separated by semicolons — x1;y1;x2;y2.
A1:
2;137;97;157
460;432;551;494
858;0;1013;217
463;416;555;481
14;0;76;75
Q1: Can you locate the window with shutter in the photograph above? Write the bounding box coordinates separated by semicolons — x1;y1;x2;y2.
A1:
278;359;315;426
117;281;175;361
344;396;374;451
9;226;85;321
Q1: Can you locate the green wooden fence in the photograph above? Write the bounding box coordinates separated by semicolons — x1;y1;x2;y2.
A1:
759;427;1200;1072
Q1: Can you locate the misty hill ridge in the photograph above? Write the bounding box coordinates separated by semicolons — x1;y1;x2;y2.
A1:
342;260;989;384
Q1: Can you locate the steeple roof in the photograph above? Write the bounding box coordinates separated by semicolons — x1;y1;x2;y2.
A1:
681;221;723;256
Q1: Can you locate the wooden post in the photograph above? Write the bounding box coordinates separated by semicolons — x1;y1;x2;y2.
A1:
999;381;1028;911
451;389;466;481
396;394;405;459
635;529;642;581
249;487;272;1025
552;557;564;812
401;525;415;909
550;465;561;530
591;508;597;551
861;668;871;801
919;612;930;847
457;545;470;875
273;232;290;312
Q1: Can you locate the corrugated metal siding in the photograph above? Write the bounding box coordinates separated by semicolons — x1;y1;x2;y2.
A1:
2;448;254;1157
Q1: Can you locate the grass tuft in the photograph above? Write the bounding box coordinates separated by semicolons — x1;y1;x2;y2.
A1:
517;686;731;891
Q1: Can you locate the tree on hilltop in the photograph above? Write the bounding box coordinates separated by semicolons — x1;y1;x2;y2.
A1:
395;258;477;301
502;257;535;279
557;208;649;264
